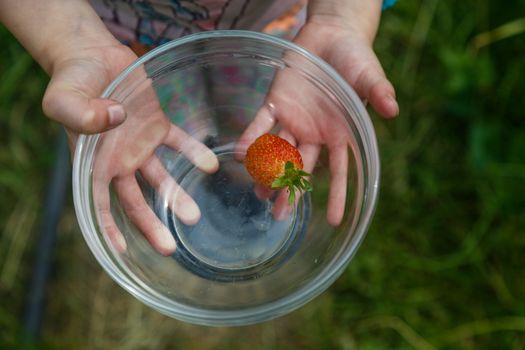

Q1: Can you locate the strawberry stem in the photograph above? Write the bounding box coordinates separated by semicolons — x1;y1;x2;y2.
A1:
271;161;313;205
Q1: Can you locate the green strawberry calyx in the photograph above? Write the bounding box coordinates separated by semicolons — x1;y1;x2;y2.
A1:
271;161;313;205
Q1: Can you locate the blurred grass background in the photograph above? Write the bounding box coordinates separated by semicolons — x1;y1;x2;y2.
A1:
1;0;525;349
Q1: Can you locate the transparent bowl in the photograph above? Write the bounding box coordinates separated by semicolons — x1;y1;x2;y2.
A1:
73;30;380;326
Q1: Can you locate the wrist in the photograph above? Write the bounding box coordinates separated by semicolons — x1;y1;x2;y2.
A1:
0;0;120;75
306;0;382;44
37;1;122;75
43;23;121;75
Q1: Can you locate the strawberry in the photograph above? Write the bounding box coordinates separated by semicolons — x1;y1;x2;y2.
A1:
244;133;312;204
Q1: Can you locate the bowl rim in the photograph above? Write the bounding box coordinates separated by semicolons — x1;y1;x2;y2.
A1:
72;30;380;326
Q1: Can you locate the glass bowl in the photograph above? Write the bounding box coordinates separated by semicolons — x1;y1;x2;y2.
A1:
73;30;379;326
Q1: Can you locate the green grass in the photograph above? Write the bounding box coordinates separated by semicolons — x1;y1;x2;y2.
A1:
1;1;525;349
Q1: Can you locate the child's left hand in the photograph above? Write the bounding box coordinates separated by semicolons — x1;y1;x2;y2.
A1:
237;0;398;225
293;1;399;118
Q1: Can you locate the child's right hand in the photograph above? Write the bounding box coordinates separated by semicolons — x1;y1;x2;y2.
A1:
0;1;219;255
0;0;138;142
42;43;136;143
48;43;224;255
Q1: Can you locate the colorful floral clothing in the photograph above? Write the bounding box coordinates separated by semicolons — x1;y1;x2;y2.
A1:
90;0;397;52
90;0;304;49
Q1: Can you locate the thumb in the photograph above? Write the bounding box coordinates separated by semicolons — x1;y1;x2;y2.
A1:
329;45;399;119
352;67;399;119
42;65;126;134
294;26;399;119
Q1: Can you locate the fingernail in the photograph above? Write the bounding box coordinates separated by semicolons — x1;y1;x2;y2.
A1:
199;149;219;173
114;234;127;253
157;227;176;256
84;109;96;123
108;104;126;126
386;96;399;117
275;205;292;221
178;201;201;226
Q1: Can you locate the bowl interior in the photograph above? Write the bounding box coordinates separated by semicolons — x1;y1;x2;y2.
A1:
74;31;378;325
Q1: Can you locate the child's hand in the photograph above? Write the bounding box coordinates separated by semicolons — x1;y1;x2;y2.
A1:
294;0;399;118
0;0;138;141
293;25;399;119
48;45;221;255
90;73;219;255
236;68;353;227
46;44;221;256
0;1;219;255
42;43;136;143
237;0;396;226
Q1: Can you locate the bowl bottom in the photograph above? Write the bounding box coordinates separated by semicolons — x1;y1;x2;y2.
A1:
156;144;309;282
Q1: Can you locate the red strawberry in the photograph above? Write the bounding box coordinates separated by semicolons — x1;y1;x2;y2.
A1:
244;133;312;204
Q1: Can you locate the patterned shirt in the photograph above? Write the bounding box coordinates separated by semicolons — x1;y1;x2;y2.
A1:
90;0;301;47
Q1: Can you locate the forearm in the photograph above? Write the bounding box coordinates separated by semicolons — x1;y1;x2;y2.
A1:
0;0;118;74
306;0;383;43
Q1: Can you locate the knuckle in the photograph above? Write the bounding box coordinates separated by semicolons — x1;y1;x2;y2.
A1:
80;110;100;134
42;89;60;118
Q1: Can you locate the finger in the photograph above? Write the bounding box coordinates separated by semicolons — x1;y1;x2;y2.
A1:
254;186;274;201
273;143;320;221
140;156;201;225
327;143;348;226
277;129;297;146
163;125;219;173
93;177;127;253
235;104;277;160
43;85;126;134
299;143;320;175
114;175;176;256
